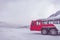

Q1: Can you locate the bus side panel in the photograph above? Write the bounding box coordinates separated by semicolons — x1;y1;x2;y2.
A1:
30;25;42;31
30;21;36;31
35;25;42;31
30;21;42;31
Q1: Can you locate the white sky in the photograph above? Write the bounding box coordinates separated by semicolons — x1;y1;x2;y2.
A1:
0;0;60;26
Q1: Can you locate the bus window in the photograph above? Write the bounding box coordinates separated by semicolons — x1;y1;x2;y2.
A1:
58;20;60;24
59;20;60;24
42;21;47;24
48;21;53;24
57;20;60;24
31;22;34;26
53;20;59;24
36;21;40;26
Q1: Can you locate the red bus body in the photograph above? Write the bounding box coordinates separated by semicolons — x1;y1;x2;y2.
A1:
30;19;60;35
30;19;57;31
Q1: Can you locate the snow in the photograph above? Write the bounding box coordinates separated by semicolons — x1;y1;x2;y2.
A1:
49;10;60;18
0;27;60;40
48;16;60;19
48;10;60;19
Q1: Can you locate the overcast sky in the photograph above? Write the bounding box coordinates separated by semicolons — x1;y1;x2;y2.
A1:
0;0;60;26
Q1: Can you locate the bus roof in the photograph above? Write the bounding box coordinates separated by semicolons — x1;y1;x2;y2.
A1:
34;18;60;22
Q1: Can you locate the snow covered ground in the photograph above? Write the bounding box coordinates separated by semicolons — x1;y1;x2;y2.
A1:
0;27;60;40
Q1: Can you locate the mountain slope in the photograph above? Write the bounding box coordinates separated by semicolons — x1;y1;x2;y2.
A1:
48;10;60;19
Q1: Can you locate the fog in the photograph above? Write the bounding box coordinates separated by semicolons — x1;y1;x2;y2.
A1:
0;0;60;26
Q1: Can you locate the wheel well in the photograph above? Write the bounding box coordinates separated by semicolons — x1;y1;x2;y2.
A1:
49;28;58;31
41;28;48;35
41;28;58;31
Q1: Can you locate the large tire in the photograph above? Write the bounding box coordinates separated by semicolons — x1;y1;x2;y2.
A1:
41;29;48;35
49;29;58;35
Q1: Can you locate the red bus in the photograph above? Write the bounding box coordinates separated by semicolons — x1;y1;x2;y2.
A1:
30;19;60;35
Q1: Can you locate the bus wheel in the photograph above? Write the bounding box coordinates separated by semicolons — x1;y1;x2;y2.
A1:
41;29;48;35
49;29;58;35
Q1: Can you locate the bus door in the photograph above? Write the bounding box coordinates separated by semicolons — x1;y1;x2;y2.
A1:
35;21;42;31
30;21;36;30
